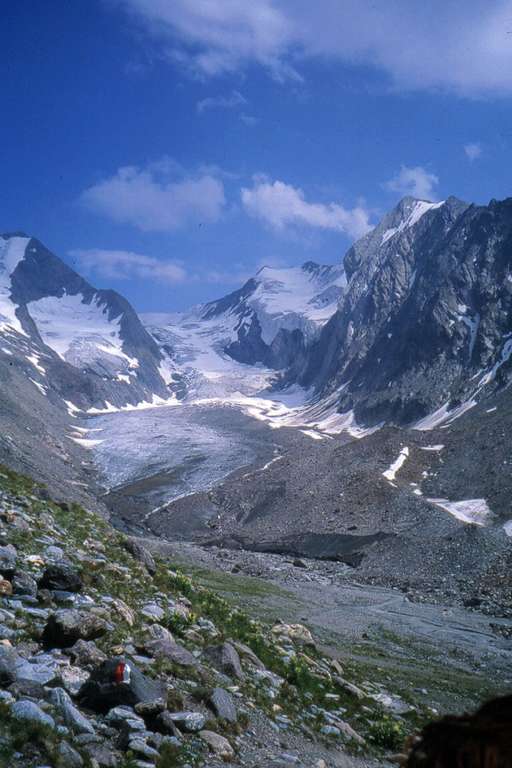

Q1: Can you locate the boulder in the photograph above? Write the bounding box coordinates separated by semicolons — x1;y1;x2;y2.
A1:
105;704;146;732
67;639;107;669
204;642;244;680
0;580;12;596
124;539;156;575
199;730;235;759
271;623;315;647
111;598;135;627
156;711;181;737
77;658;166;713
0;645;19;685
209;687;237;724
14;653;60;685
145;638;197;667
11;699;55;729
143;623;174;645
12;571;38;597
39;563;82;593
168;711;207;733
54;741;84;768
140;603;164;622
0;545;17;577
48;687;95;734
231;640;265;669
59;664;90;696
42;609;109;648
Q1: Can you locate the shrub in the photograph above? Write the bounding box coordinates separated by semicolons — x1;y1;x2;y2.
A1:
368;714;408;750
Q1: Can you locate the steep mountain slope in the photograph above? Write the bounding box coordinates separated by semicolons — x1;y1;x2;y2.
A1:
146;262;346;400
0;233;171;413
296;196;512;427
154;388;512;613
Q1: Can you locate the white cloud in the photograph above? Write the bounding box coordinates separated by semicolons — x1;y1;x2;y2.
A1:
384;165;439;200
464;142;483;161
240;114;258;126
112;0;512;96
81;161;225;232
241;177;372;239
197;89;247;113
70;249;188;284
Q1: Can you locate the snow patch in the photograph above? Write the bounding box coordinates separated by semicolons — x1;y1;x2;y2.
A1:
29;378;47;396
28;291;138;374
413;399;477;430
68;436;105;449
427;498;492;526
380;200;444;245
26;353;46;375
0;236;30;337
300;429;325;441
382;447;409;481
85;393;179;415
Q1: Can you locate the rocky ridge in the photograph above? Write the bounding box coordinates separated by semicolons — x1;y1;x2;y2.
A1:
295;196;512;426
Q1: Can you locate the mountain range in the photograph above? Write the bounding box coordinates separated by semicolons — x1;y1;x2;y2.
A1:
1;195;512;603
4;195;512;431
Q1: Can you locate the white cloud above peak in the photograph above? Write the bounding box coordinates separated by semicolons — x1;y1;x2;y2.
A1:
70;248;187;284
197;90;247;114
241;177;372;239
81;161;225;232
113;0;512;96
384;165;439;201
464;142;483;161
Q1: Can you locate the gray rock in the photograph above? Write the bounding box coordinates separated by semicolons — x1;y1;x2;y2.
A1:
127;739;159;760
81;741;122;767
12;571;38;597
43;609;110;647
48;687;95;735
124;539;156;575
140;603;164;622
11;700;55;729
144;623;173;644
0;690;14;705
59;664;90;696
67;639;107;668
134;699;166;717
54;741;84;768
45;546;66;562
0;624;15;640
168;711;207;733
0;645;19;685
106;705;146;732
199;730;235;759
39;563;83;593
144;639;197;667
0;544;17;576
78;658;167;713
15;653;60;685
209;687;237;724
156;711;181;737
204;642;244;680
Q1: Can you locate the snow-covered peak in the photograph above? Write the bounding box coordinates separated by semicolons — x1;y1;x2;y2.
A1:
27;291;139;376
249;262;346;331
380;198;445;245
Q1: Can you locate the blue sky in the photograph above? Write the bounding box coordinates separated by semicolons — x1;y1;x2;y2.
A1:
2;0;512;311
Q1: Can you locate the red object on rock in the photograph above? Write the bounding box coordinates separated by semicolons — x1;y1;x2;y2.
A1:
114;662;126;684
